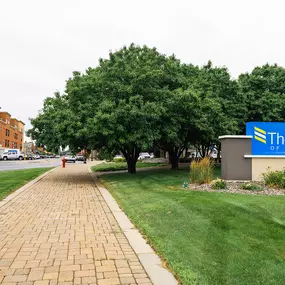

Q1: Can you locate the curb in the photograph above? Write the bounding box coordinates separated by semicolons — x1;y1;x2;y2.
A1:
0;167;57;209
88;167;178;285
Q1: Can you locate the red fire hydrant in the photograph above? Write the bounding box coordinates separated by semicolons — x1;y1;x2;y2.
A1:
62;157;66;168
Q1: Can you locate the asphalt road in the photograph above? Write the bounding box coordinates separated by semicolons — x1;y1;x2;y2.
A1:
0;159;62;171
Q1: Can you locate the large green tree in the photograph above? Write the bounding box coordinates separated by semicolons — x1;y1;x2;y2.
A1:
27;92;72;153
155;62;245;166
238;64;285;123
65;44;177;173
28;44;257;173
189;62;246;158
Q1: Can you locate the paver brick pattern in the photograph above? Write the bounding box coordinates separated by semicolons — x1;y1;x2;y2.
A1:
0;165;152;285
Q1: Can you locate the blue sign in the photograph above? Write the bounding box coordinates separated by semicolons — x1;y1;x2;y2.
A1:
246;122;285;155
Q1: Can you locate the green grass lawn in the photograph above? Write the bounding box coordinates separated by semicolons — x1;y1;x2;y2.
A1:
0;168;52;201
91;161;167;172
101;168;285;285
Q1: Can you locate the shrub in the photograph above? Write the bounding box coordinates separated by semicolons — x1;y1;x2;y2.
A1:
211;179;227;190
113;157;126;163
91;162;166;172
190;157;213;184
263;169;285;188
240;182;263;191
92;162;127;172
98;148;115;161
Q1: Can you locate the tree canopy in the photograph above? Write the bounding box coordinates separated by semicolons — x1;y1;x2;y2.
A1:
28;44;285;173
238;64;285;122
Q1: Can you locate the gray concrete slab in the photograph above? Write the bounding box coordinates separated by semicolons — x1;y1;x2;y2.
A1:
139;253;178;285
124;228;154;254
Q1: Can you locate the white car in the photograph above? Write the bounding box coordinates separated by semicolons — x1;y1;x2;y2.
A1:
65;156;76;163
1;149;24;161
138;152;151;160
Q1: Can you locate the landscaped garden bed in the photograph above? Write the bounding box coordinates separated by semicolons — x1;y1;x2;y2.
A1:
188;181;285;195
187;157;285;196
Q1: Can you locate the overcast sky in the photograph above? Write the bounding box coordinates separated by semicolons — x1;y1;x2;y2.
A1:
0;0;284;137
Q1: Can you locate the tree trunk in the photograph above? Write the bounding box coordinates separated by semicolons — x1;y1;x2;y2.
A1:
122;148;140;174
127;158;137;174
168;149;179;170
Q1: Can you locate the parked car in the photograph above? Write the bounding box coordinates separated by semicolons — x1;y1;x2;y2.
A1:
25;153;36;160
210;151;217;159
1;149;24;161
34;155;41;159
65;156;76;163
75;155;84;161
138;152;151;160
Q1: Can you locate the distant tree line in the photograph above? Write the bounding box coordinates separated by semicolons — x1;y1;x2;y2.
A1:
27;44;285;173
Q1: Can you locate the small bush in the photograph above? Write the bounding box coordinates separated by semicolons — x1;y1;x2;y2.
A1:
98;148;115;161
91;162;167;172
92;162;127;172
211;179;227;190
113;157;126;163
190;157;213;184
263;169;285;188
240;182;263;191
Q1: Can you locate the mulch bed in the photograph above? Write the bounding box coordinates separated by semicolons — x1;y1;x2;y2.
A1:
188;181;285;196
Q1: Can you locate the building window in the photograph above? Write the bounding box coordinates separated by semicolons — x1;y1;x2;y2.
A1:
14;142;17;149
5;129;10;137
14;133;18;140
5;140;9;147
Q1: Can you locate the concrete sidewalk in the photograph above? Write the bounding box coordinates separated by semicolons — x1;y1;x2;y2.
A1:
0;164;153;285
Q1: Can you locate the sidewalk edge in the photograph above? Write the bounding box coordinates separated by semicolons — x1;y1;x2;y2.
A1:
0;167;57;209
88;167;178;285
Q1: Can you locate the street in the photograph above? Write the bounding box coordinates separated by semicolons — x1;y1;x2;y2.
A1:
0;159;61;171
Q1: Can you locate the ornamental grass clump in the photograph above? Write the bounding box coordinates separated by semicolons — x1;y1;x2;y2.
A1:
190;157;214;184
263;169;285;188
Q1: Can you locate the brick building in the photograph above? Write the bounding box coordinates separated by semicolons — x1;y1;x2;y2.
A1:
0;112;25;151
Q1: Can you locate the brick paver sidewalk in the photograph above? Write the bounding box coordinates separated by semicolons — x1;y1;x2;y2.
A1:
0;165;152;285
